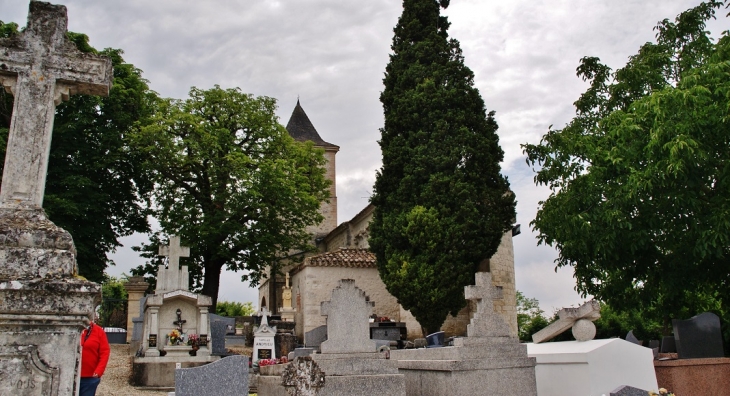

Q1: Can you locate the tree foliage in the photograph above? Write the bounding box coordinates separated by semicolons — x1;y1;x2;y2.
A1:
130;86;330;308
522;1;730;332
516;291;550;342
0;23;155;282
370;0;516;335
216;301;255;317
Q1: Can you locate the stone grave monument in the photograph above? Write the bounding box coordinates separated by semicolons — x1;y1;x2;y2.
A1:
653;312;730;396
391;272;537;396
131;236;218;388
253;307;277;362
0;2;112;395
527;300;658;395
258;279;406;395
532;299;601;343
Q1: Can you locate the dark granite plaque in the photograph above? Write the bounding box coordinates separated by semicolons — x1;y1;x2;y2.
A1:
257;348;272;359
673;312;724;359
660;336;676;353
148;334;157;348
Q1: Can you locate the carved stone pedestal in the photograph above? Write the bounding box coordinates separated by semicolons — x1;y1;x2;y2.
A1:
0;209;100;396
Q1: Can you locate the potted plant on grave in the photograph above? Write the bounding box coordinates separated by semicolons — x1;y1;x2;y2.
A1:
187;333;200;355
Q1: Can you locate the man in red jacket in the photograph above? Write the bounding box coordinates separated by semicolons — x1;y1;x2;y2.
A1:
79;319;111;396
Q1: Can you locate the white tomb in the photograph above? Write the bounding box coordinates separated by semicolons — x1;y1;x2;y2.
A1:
132;236;218;387
526;338;658;396
253;307;277;362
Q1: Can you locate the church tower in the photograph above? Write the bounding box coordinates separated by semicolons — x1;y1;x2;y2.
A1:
285;100;339;237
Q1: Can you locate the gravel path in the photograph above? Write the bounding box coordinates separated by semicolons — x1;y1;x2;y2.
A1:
97;344;170;396
97;344;254;395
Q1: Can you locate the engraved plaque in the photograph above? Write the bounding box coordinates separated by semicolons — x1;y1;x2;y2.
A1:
148;334;157;348
199;334;208;347
0;345;59;396
258;349;272;359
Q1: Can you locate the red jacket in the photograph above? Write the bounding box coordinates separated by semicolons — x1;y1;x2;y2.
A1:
80;322;111;378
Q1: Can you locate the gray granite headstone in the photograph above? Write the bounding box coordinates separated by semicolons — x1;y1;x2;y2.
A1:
209;313;236;335
610;385;649;396
211;321;229;356
304;325;328;348
175;355;248;396
289;347;315;361
673;312;724;359
625;330;641;345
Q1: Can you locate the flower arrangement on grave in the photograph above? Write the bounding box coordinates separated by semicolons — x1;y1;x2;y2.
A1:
258;356;288;366
187;333;200;349
168;329;182;345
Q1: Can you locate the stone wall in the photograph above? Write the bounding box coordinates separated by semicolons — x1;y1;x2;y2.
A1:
294;266;401;336
490;232;518;337
306;147;338;238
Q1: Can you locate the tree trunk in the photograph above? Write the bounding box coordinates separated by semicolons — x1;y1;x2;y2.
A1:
201;260;223;312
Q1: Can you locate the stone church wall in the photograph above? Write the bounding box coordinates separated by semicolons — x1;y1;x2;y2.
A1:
306;147;338;238
293;265;401;337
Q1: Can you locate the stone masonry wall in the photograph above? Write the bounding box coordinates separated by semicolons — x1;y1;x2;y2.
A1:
306;147;338;238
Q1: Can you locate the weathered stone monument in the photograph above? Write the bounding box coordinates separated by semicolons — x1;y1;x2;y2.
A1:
279;271;295;322
531;299;601;343
131;236;218;388
259;279;406;395
391;272;537;396
0;2;113;395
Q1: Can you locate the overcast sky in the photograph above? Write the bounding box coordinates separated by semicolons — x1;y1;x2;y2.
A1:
1;0;725;314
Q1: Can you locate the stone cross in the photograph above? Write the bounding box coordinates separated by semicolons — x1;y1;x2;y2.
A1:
465;271;503;316
532;300;601;343
159;235;190;269
0;1;112;209
463;272;511;338
173;308;186;333
258;307;271;327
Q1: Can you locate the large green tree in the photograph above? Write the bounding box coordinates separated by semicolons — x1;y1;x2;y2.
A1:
370;0;516;335
522;1;730;333
130;86;330;307
0;23;155;282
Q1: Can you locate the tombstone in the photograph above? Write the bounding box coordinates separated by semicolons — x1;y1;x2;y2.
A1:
211;321;229;356
124;276;150;343
260;279;405;395
319;279;376;353
304;325;327;349
131;236;218;387
253;308;277;362
175;355;249;396
527;339;658;396
0;2;113;395
672;312;725;359
210;313;236;335
660;336;676;353
391;272;537;396
625;330;642;345
610;385;650;396
532;300;601;343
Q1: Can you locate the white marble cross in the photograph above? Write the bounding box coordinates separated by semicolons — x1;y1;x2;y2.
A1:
0;2;112;209
158;235;190;269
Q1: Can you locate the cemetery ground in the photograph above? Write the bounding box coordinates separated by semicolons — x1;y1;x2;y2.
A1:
100;344;254;395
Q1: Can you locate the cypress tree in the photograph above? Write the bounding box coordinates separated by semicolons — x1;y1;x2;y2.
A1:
369;0;516;335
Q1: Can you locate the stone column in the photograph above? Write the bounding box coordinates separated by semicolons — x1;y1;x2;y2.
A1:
145;307;160;357
197;306;210;357
123;276;149;343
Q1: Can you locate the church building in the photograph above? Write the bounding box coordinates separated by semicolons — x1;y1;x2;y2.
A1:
258;101;518;341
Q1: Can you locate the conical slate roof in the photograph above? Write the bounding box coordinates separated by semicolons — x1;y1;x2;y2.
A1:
285;100;338;148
